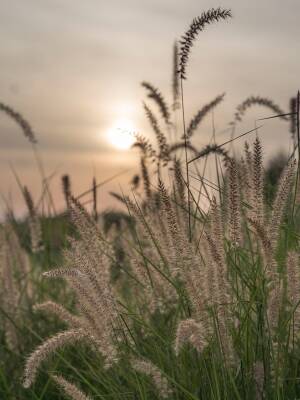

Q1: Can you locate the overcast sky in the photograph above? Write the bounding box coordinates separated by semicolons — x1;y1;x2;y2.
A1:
0;0;299;216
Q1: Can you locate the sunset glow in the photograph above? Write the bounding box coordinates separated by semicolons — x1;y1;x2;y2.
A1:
106;118;135;150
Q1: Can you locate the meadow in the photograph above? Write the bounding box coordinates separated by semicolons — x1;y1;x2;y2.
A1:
1;7;300;399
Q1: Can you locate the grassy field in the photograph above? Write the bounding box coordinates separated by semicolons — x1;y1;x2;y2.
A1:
1;7;300;400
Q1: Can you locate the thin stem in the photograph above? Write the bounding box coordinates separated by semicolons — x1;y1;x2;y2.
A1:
180;77;191;242
188;125;263;164
32;144;57;216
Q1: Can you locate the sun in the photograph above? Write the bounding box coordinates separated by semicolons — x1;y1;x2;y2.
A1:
106;118;135;150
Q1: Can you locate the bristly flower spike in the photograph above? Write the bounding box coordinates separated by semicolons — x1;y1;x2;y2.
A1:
178;8;232;80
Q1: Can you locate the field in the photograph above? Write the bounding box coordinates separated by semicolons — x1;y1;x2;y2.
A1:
1;7;300;400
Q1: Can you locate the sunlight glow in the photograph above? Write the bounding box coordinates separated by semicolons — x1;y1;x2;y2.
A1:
106;118;135;150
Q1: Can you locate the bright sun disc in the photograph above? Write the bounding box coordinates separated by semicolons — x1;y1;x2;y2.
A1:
107;118;135;150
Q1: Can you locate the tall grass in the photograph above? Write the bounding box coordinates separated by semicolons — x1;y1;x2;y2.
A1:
0;7;299;400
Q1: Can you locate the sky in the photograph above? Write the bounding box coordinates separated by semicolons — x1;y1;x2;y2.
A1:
0;0;299;217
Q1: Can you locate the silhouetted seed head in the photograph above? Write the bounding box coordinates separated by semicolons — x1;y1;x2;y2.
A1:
140;157;151;199
109;191;127;205
168;141;199;157
244;141;253;174
289;97;297;139
143;103;169;162
62;174;71;208
23;186;43;253
141;81;171;125
232;96;288;124
185;93;225;139
130;174;140;190
172;41;181;110
0;102;37;144
193;144;230;161
132;132;157;161
92;177;98;221
178;8;232;79
23;186;35;217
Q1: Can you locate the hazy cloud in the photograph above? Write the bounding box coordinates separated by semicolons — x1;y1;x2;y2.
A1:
0;0;299;214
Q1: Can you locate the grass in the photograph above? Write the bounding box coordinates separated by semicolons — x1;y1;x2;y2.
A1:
1;7;300;399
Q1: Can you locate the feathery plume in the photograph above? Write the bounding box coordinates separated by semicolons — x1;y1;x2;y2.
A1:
268;275;282;333
23;329;88;388
178;8;232;79
27;197;122;377
0;102;37;144
175;318;207;354
268;159;296;251
158;180;180;243
34;301;83;328
142;82;171;125
185;93;225;139
210;196;226;272
253;361;265;400
286;252;300;305
216;306;236;367
43;268;85;278
240;142;253;206
0;227;19;350
227;159;242;246
132;359;173;399
286;252;300;331
252;136;264;221
205;232;230;309
157;180;206;314
247;217;272;265
173;159;185;204
51;375;92;400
